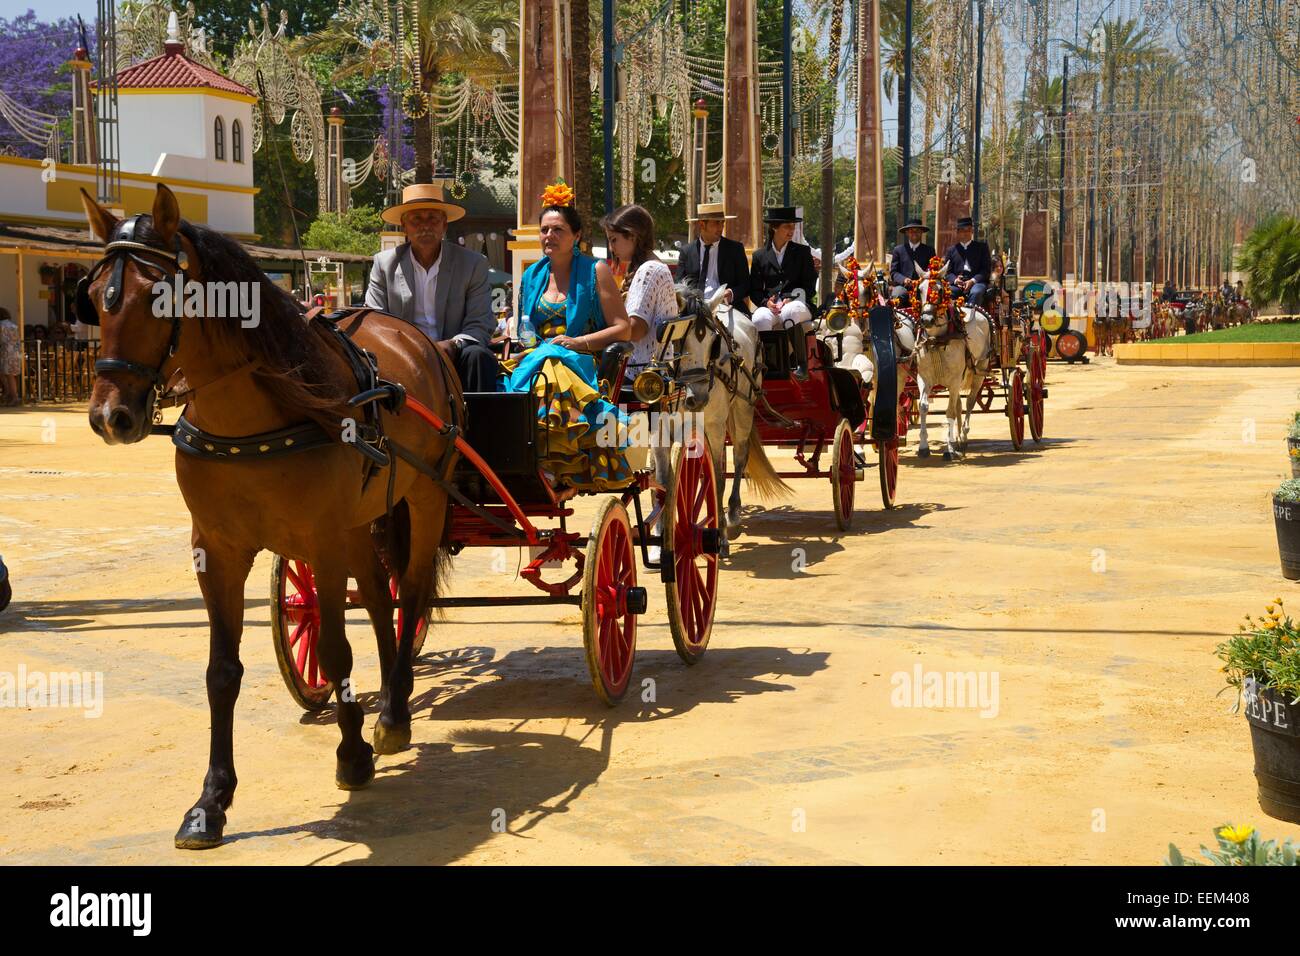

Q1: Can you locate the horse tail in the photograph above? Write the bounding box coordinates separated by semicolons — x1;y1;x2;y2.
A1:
727;406;793;500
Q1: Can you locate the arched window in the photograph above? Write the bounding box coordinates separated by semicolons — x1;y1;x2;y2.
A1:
232;119;243;163
214;116;225;160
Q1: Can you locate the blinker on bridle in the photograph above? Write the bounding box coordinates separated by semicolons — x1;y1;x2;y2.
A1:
74;215;190;388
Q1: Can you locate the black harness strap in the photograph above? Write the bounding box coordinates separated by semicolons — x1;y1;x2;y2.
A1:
172;415;332;459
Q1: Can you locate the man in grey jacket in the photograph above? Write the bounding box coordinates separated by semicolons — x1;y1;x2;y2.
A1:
366;183;499;391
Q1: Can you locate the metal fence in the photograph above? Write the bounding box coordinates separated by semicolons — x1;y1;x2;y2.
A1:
22;340;100;403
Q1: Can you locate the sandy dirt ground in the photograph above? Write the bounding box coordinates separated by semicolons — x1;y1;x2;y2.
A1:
1;357;1298;865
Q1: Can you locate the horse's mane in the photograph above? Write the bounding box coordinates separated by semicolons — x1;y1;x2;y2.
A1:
675;282;710;321
168;219;350;423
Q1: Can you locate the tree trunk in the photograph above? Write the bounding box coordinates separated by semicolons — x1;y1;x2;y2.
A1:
820;0;845;302
414;61;439;185
571;0;594;248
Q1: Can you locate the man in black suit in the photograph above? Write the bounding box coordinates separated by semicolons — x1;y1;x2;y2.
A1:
942;216;993;307
678;201;751;314
889;217;936;299
749;206;818;379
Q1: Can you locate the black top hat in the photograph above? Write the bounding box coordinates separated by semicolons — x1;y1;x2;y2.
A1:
897;217;930;234
763;206;802;224
955;216;975;229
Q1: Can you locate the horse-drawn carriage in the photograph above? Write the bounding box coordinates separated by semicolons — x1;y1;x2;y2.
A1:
269;314;722;709
900;257;1047;456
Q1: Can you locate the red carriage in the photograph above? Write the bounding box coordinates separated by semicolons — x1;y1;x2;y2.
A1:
901;266;1048;451
268;327;721;708
742;262;906;530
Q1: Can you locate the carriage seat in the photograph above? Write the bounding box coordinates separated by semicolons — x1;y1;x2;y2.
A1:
453;391;550;504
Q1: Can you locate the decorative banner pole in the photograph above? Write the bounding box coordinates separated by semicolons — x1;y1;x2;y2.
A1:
325;107;347;214
899;0;913;222
1057;55;1068;281
602;0;615;213
510;0;576;315
853;0;885;262
723;0;762;250
782;0;793;205
971;0;985;229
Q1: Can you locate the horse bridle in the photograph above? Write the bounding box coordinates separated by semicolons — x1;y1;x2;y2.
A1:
74;216;190;388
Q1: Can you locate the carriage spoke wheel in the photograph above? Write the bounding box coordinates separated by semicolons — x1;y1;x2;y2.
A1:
582;498;638;705
878;403;904;510
831;418;858;531
1028;347;1046;443
1008;368;1026;451
270;556;434;712
664;437;719;665
271;557;332;711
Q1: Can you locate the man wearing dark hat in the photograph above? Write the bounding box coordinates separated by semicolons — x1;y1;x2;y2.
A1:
942;216;993;308
889;217;936;299
366;182;499;390
678;201;751;314
749;207;818;379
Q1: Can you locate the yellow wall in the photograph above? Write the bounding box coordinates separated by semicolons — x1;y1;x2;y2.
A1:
46;178;208;223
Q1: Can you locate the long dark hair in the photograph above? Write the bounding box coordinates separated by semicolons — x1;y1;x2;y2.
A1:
600;204;656;280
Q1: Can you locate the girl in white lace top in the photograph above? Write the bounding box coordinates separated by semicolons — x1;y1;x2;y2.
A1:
602;205;679;374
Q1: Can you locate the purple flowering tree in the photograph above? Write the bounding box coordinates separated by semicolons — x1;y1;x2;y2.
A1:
0;11;96;159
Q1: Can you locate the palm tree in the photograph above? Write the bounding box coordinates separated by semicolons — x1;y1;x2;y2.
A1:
1238;216;1300;312
303;0;515;184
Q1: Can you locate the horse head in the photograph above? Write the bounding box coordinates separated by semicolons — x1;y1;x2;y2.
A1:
669;283;731;412
913;260;953;337
79;183;193;445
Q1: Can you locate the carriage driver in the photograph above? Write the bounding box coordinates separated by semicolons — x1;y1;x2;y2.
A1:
889;217;936;301
942;216;993;308
749;206;819;380
365;183;500;391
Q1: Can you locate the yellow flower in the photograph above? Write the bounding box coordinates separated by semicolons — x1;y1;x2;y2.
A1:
1218;825;1254;844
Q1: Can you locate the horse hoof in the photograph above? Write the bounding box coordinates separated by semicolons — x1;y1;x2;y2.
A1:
942;450;952;461
372;718;411;756
174;807;226;850
725;522;742;541
917;446;930;459
336;746;376;791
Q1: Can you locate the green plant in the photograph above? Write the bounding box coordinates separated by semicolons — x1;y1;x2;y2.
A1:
1288;412;1300;441
302;205;385;257
1166;825;1299;865
1217;599;1300;702
1276;479;1300;502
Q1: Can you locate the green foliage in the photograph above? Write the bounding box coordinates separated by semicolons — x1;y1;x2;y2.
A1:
1166;825;1299;866
1216;599;1300;701
1288;412;1300;441
302;205;384;256
1275;479;1300;504
1237;217;1300;312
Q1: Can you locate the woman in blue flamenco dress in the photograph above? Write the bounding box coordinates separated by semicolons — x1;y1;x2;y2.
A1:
504;185;635;492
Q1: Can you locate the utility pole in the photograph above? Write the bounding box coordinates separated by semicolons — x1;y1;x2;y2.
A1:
971;0;985;228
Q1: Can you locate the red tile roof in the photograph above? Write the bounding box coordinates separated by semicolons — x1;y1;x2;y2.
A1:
104;46;254;97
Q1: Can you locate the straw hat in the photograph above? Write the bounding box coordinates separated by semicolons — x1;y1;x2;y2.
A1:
381;182;466;225
687;201;736;222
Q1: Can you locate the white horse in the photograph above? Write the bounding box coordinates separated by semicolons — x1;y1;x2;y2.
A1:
669;285;791;550
820;262;915;441
911;263;993;460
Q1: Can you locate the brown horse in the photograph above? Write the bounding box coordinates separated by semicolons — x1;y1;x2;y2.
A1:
80;183;461;849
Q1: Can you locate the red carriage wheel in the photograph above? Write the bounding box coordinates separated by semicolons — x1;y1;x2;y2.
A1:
270;557;435;712
270;556;333;711
1008;368;1026;451
1031;331;1048;382
581;497;639;705
663;437;719;665
878;403;903;510
831;418;859;531
1028;348;1046;443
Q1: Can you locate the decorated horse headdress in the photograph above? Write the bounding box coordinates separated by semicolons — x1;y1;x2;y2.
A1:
910;255;964;314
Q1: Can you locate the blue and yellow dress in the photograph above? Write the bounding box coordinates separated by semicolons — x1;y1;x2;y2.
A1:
505;252;631;491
